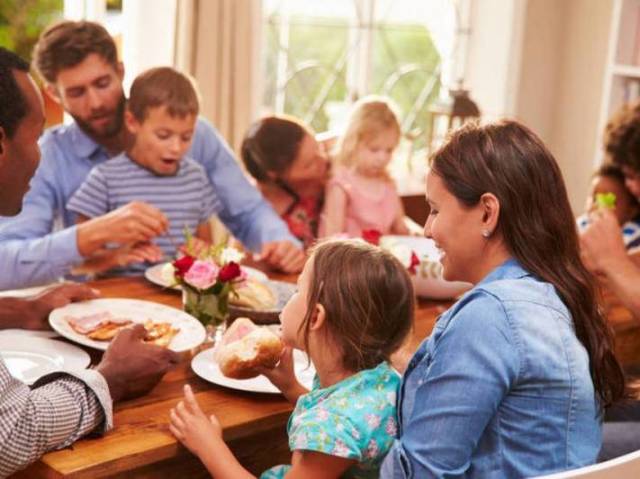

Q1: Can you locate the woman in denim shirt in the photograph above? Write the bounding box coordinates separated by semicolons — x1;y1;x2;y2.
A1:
381;121;627;478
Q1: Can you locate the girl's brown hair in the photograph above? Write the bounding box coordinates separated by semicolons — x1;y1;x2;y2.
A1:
430;120;625;406
240;115;310;182
300;239;414;372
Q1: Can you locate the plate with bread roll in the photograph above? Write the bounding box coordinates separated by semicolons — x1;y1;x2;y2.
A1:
227;280;297;325
49;298;206;352
191;317;315;394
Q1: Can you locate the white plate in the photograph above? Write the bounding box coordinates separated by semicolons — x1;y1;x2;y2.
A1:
49;298;206;352
0;334;90;384
381;235;472;300
0;329;59;339
0;284;53;298
191;348;315;394
144;263;268;290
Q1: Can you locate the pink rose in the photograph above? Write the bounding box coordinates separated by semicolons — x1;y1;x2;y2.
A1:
184;260;219;290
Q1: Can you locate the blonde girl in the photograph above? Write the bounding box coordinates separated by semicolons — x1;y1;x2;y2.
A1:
169;239;414;478
321;96;410;237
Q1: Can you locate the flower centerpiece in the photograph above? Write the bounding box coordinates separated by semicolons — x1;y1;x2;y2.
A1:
164;230;246;345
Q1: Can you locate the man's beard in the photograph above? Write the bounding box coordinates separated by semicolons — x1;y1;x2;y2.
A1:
73;94;126;141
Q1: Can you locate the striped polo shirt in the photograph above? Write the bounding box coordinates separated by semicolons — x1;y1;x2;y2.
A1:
67;153;222;273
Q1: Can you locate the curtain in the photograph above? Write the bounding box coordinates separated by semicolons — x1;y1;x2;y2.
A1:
175;0;262;154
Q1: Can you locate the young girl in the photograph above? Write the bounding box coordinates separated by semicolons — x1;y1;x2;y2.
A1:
169;239;414;478
321;96;411;238
241;116;329;249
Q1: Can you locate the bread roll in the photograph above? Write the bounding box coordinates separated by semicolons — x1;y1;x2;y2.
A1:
215;317;283;379
229;280;277;310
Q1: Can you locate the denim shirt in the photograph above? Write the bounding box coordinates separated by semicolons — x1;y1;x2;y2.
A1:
381;259;601;478
0;118;298;289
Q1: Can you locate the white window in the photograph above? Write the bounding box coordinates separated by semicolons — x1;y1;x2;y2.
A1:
261;0;464;192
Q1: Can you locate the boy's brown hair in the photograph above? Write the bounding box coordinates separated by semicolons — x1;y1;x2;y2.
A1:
32;20;118;84
301;239;414;372
128;67;200;122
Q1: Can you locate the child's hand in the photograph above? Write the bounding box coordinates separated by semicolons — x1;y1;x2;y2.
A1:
169;384;222;457
258;346;308;403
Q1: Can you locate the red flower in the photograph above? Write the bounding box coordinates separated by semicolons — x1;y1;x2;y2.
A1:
362;229;382;246
218;261;242;282
173;255;195;278
408;251;420;275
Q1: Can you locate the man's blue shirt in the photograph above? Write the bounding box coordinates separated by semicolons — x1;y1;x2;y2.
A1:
0;118;298;288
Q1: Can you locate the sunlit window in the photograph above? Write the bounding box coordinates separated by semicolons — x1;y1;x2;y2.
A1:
262;0;461;191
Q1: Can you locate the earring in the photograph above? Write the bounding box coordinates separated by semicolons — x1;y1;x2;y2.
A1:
482;230;491;238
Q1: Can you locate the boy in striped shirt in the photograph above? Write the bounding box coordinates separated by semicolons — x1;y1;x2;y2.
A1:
67;67;221;275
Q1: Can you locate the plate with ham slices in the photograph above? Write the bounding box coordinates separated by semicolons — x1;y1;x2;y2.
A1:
49;298;206;352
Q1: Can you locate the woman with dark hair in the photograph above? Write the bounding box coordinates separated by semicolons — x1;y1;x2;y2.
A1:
381;120;626;478
241;116;329;248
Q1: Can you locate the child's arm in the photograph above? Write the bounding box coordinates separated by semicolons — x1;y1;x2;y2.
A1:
258;347;309;404
170;385;255;479
284;451;356;478
321;184;348;237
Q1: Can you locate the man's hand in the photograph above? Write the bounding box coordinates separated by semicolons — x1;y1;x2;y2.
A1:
74;242;164;275
255;241;305;273
22;283;100;330
96;324;179;402
77;201;169;257
580;208;628;275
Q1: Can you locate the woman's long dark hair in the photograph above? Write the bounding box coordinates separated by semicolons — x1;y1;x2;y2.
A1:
431;120;626;406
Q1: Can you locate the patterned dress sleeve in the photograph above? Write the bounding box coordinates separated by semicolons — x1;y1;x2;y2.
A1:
288;406;364;460
0;358;112;477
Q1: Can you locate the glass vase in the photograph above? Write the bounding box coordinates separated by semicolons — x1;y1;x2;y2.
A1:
182;286;228;346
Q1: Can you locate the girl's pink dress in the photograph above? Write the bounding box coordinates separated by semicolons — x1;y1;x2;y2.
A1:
322;167;402;237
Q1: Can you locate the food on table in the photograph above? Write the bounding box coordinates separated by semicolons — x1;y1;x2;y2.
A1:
229;279;277;310
595;192;617;209
67;311;132;338
66;312;179;347
215;317;283;379
142;319;180;347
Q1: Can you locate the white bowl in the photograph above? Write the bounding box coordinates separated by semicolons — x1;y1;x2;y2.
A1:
380;235;472;300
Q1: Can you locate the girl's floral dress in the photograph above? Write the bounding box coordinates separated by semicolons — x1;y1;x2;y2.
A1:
260;362;400;479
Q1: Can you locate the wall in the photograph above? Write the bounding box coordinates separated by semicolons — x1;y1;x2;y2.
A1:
514;0;614;212
466;0;527;121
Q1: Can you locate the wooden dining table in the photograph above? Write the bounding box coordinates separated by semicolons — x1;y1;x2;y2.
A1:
11;273;640;478
10;274;448;478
